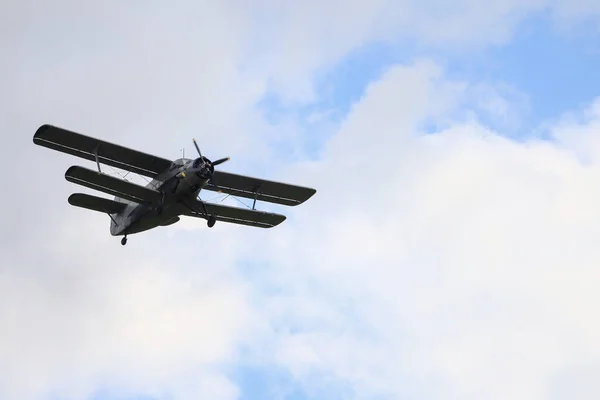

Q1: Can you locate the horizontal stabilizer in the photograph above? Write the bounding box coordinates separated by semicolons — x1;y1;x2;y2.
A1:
205;170;316;206
34;124;172;177
65;165;161;205
68;193;127;214
181;199;286;228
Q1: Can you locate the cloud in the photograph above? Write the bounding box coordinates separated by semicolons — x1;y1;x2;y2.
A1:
0;3;266;399
552;0;600;26
0;207;256;399
223;61;600;399
3;1;600;400
235;0;600;104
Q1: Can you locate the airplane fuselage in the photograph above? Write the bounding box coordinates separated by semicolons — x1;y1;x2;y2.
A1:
109;157;212;237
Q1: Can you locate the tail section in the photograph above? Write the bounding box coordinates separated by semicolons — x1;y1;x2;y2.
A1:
110;195;134;235
66;193;132;237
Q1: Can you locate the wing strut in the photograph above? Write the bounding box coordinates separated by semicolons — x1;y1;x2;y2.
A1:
181;198;207;220
94;144;102;173
107;212;118;226
181;199;216;227
252;184;262;210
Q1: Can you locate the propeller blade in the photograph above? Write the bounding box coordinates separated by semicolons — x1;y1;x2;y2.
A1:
212;157;230;166
192;138;202;158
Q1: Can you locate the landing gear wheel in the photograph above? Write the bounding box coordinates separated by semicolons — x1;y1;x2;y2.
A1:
207;216;216;228
121;236;128;246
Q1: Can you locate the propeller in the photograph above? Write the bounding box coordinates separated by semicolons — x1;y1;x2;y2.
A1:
212;157;230;166
191;138;229;191
192;138;202;158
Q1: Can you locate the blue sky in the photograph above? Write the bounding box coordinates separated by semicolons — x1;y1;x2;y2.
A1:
446;14;600;125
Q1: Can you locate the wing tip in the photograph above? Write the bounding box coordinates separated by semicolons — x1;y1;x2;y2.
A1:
269;214;287;227
64;165;81;178
33;124;54;141
67;192;80;206
290;187;317;206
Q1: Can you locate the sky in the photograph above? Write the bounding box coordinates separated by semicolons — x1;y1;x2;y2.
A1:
2;1;600;399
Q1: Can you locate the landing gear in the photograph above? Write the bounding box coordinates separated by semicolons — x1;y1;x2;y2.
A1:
181;199;216;228
121;236;127;246
207;216;216;228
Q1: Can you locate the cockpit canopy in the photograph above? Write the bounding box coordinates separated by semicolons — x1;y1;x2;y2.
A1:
170;158;189;169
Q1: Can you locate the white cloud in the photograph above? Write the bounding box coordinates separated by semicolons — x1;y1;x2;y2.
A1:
235;0;568;103
3;1;600;399
226;61;600;399
0;209;255;399
552;0;600;25
1;3;265;399
240;0;600;104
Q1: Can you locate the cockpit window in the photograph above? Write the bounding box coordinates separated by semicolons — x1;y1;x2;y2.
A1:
170;158;187;169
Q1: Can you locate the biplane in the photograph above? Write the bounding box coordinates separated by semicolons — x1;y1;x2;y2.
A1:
33;124;316;245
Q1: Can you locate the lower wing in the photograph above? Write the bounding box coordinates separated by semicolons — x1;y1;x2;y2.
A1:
180;199;286;228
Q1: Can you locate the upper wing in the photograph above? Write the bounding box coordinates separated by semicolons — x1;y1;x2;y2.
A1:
65;165;161;204
181;199;286;228
204;171;316;206
35;124;316;206
34;124;173;177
